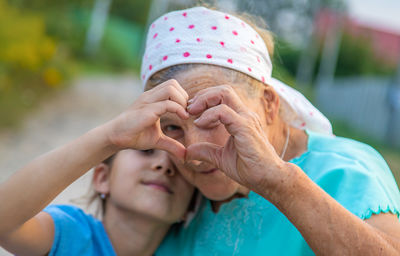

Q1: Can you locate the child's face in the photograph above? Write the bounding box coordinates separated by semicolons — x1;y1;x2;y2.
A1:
107;149;194;223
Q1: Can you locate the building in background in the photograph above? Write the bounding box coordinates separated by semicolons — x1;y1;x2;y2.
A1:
314;8;400;147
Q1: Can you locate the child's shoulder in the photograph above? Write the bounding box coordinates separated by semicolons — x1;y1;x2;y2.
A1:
43;204;99;229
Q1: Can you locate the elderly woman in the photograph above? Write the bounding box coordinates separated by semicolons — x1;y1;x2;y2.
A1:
142;6;400;255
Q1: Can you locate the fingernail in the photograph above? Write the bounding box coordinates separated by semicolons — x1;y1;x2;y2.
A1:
194;117;200;123
188;98;194;104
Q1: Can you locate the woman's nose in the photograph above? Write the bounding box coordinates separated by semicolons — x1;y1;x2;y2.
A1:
184;127;209;166
151;152;175;176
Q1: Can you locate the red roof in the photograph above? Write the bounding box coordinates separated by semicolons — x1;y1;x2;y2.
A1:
314;9;400;66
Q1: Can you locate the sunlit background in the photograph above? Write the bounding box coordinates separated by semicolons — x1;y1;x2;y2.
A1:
0;1;399;253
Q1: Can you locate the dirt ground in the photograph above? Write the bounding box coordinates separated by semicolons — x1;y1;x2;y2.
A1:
0;75;142;255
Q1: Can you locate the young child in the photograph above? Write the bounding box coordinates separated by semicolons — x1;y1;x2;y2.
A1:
0;79;194;256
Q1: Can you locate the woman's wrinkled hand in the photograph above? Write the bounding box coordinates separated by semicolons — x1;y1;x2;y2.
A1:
185;85;286;192
106;79;189;159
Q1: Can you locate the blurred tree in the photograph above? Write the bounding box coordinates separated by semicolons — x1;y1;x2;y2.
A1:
335;33;395;77
7;0;150;71
110;0;151;25
238;0;345;46
0;0;66;129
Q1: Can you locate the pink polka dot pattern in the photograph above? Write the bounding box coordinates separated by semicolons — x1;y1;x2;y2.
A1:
140;7;332;136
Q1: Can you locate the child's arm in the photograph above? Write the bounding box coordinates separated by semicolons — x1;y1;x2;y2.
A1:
0;80;188;255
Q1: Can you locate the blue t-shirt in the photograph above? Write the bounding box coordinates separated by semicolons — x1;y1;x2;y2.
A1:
156;131;400;255
43;205;116;256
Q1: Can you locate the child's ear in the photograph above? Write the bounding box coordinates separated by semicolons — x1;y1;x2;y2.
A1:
93;163;111;195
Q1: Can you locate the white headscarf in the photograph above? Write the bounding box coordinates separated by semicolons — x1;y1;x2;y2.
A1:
141;6;333;135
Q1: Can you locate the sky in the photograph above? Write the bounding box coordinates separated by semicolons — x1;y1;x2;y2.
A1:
348;0;400;34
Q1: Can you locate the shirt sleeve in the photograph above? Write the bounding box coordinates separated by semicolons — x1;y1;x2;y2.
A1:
43;205;93;256
309;148;400;220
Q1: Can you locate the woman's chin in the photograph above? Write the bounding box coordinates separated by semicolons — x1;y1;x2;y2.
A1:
199;184;237;201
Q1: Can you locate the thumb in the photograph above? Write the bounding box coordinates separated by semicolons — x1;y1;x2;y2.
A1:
156;135;186;160
186;142;223;169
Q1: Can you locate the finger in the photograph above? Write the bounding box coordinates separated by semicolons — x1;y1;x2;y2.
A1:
151;100;189;120
187;85;245;115
194;104;245;136
186;142;223;169
168;79;189;103
156;135;186;160
145;80;188;109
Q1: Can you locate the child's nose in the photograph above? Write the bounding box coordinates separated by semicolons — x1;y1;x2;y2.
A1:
151;153;175;176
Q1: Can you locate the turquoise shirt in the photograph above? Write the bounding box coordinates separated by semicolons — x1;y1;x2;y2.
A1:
156;131;400;255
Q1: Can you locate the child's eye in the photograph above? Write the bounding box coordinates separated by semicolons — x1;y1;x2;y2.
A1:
140;149;155;155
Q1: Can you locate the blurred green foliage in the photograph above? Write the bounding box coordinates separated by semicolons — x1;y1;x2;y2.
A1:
8;0;150;71
273;38;301;85
0;0;67;128
335;33;395;77
273;30;397;88
1;0;150;129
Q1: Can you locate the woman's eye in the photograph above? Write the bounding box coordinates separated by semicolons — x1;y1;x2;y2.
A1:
162;125;183;139
165;125;180;131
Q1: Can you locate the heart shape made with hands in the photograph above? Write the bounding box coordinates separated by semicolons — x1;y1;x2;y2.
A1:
161;84;248;173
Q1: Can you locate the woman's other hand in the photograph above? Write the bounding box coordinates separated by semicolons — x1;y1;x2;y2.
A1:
185;84;288;194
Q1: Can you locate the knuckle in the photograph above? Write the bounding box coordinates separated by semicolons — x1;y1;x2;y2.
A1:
165;85;175;95
220;85;233;95
168;79;179;88
219;103;230;111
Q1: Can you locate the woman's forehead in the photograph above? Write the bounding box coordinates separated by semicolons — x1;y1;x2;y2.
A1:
175;68;227;94
173;67;252;100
